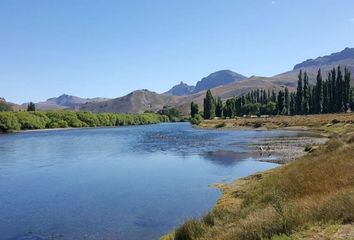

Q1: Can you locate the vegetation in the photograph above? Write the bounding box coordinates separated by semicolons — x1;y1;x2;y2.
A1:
190;102;199;118
162;117;354;240
27;102;36;111
197;66;353;118
0;110;169;133
203;90;216;119
158;106;182;122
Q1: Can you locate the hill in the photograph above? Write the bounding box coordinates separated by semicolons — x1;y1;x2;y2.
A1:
79;89;182;113
165;70;247;96
16;47;354;115
164;82;195;96
25;94;110;110
193;70;247;93
294;47;354;70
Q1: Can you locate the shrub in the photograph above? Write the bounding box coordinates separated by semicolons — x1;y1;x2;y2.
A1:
15;112;48;130
76;112;100;127
0;112;20;132
174;219;205;240
190;114;203;125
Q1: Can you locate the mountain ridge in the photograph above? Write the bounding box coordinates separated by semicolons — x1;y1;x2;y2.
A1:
12;47;354;115
164;70;247;96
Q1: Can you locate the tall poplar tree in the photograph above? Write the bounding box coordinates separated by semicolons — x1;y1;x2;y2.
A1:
296;70;303;114
315;69;323;113
203;90;216;119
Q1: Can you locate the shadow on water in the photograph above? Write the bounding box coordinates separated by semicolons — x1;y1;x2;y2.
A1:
202;150;257;166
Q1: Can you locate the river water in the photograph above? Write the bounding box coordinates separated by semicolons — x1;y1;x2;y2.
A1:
0;123;306;240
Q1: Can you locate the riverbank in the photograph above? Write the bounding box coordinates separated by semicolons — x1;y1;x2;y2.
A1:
0;111;169;133
162;113;354;240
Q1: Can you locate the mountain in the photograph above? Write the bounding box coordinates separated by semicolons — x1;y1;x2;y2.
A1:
164;81;195;96
294;47;354;70
165;70;247;96
14;48;353;115
79;89;181;113
25;94;110;110
192;70;247;93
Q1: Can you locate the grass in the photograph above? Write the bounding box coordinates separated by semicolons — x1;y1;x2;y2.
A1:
162;113;354;240
198;113;354;134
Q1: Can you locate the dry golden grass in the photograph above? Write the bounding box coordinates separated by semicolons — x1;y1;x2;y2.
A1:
162;116;354;240
199;113;354;135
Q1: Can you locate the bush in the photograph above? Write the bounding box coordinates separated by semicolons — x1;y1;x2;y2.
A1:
174;219;205;240
0;110;168;132
76;112;100;127
0;112;20;132
190;114;203;125
15;112;48;130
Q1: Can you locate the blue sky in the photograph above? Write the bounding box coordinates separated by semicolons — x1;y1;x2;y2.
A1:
1;0;354;103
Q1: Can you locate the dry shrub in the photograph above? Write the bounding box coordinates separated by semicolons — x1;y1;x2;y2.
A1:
174;219;206;240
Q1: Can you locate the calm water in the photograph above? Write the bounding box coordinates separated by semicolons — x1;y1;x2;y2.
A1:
0;123;303;240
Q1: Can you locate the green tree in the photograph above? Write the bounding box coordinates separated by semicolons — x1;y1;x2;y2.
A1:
344;67;351;111
203;90;215;119
277;90;285;114
190;102;199;118
284;87;290;115
27;102;36;111
296;70;303;114
315;69;323;113
302;72;310;114
215;97;223;118
335;66;343;112
289;92;296;115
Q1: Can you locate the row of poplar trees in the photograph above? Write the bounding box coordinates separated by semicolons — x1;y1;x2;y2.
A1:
196;66;352;119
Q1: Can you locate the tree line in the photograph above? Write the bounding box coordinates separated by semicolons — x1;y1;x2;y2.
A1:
191;66;353;120
0;111;169;133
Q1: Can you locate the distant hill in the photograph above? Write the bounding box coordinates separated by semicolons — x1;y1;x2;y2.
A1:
14;47;353;115
294;47;354;70
164;81;195;96
0;98;22;111
79;90;181;113
25;94;110;110
193;70;247;93
165;70;247;96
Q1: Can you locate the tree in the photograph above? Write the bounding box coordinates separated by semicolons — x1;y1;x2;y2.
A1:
344;67;351;111
284;87;290;115
289;92;296;115
296;70;303;114
190;102;199;118
322;80;329;113
203;90;215;119
215;97;223;118
315;69;323;114
302;72;310;114
27;102;36;111
277;90;285;114
158;106;181;122
335;66;343;112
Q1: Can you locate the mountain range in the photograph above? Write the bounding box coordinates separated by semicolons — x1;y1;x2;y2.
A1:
164;70;247;96
5;47;354;114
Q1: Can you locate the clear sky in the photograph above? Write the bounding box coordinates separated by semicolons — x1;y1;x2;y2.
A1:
1;0;354;103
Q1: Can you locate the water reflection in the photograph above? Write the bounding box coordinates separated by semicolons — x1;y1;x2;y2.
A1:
0;123;290;240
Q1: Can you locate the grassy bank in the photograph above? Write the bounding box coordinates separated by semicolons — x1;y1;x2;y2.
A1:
0;111;169;133
163;113;354;240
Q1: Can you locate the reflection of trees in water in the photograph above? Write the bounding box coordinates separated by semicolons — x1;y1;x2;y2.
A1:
202;150;255;166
